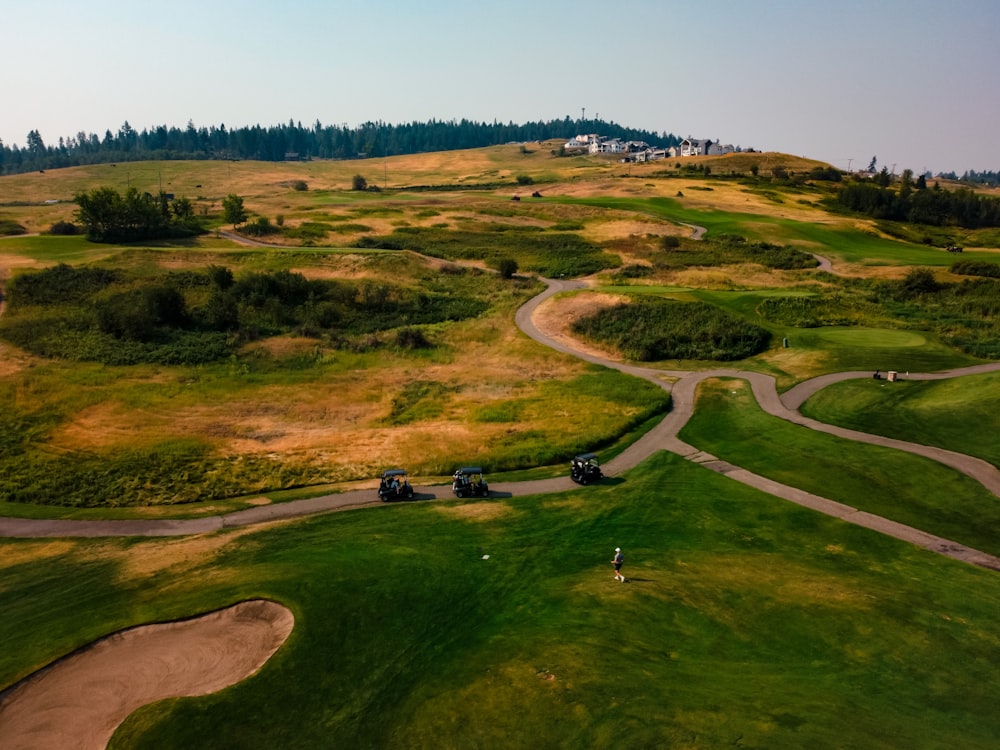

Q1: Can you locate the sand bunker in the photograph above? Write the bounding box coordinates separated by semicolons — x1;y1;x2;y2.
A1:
0;599;294;750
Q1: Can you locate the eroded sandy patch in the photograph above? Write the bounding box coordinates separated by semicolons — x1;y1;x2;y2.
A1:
531;291;627;361
0;599;294;750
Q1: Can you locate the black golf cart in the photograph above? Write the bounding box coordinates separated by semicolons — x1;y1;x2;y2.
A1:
378;468;414;501
570;453;603;485
452;467;489;498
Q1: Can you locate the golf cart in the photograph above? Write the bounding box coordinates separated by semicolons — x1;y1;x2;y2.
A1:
378;468;414;501
570;453;603;485
452;467;489;498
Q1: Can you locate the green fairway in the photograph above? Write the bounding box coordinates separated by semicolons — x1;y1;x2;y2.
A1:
2;454;999;749
812;327;928;348
0;234;123;263
679;379;1000;557
801;371;1000;467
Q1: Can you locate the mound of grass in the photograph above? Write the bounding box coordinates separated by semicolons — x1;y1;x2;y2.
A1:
0;218;27;236
572;297;771;361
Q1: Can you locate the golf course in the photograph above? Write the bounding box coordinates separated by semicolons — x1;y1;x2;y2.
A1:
1;143;999;748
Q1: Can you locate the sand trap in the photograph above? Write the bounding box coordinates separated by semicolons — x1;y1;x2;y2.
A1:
0;599;294;750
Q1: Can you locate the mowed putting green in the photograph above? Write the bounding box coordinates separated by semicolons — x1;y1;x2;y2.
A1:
813;327;928;348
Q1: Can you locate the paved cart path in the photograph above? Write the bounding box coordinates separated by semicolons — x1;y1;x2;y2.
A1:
2;275;1000;570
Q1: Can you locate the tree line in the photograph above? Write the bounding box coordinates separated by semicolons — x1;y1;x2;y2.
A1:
0;117;679;175
836;171;1000;228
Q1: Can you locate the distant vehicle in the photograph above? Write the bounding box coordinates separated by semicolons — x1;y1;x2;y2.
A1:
570;453;603;485
378;469;414;501
452;467;489;498
946;245;964;253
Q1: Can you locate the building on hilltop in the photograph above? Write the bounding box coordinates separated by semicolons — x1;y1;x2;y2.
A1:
680;137;737;157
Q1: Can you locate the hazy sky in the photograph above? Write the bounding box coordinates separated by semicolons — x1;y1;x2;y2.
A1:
3;0;998;175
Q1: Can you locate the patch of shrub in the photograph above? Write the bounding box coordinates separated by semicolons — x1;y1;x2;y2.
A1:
899;268;942;298
6;264;118;307
571;297;771;361
951;260;1000;278
395;327;432;349
96;286;189;341
242;217;280;237
0;264;493;365
284;222;332;240
496;258;519;279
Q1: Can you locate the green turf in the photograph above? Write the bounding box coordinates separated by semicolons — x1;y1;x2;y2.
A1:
679;378;1000;556
2;454;999;748
800;371;1000;467
0;234;122;263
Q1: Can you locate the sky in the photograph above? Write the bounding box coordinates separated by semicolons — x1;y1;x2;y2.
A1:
2;0;998;176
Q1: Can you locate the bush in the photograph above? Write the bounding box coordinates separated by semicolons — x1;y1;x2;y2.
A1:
496;258;519;279
395;327;432;349
899;268;942;298
662;235;681;250
516;174;534;185
951;260;1000;278
242;217;279;237
352;174;368;191
291;180;308;191
47;221;79;235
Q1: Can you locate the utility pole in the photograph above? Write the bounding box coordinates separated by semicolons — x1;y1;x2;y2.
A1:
581;107;585;122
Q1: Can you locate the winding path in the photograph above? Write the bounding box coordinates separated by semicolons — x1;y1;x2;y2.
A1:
2;274;1000;570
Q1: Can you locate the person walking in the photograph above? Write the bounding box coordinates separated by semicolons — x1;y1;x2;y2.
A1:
612;547;625;582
